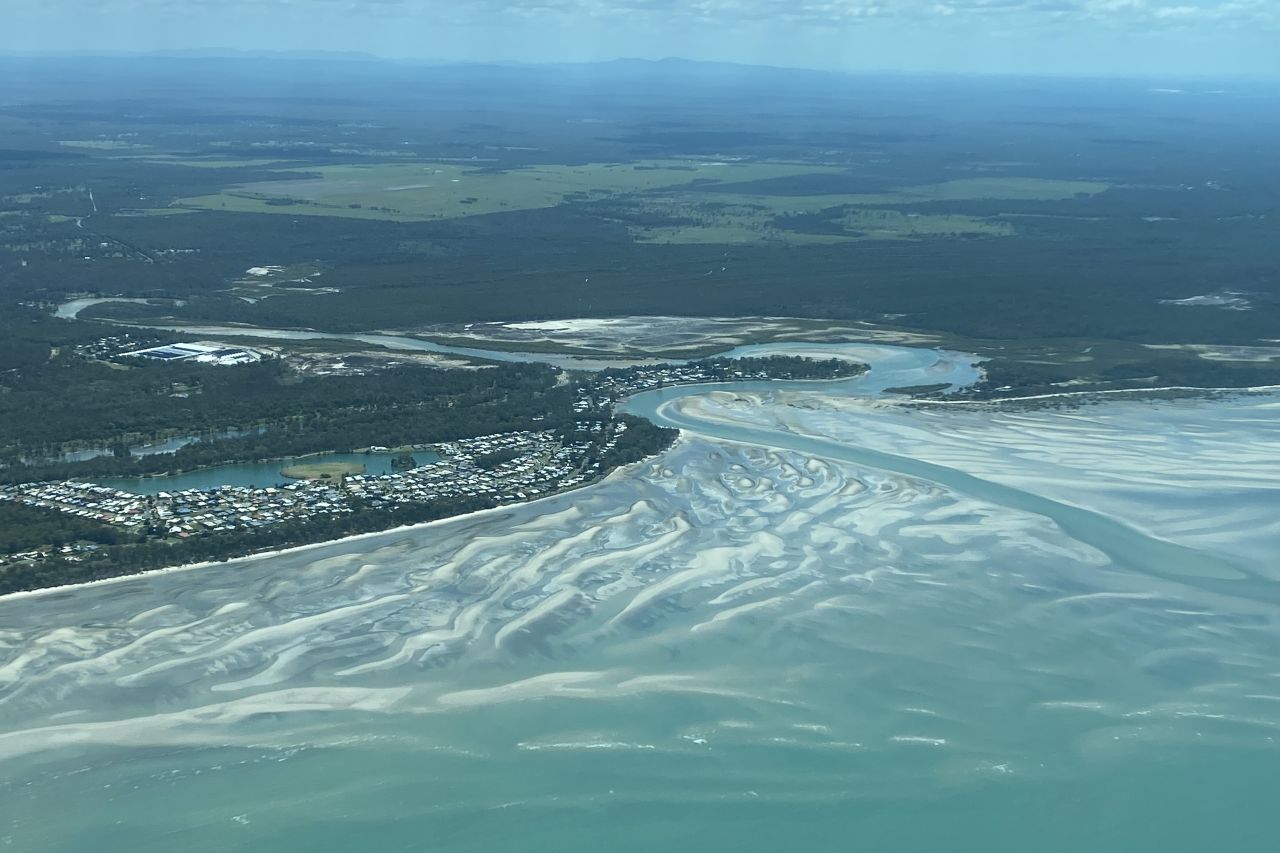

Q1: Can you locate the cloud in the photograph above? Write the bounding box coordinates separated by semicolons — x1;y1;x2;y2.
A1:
17;0;1279;21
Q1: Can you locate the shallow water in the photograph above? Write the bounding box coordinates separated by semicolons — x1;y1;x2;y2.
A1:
2;345;1278;852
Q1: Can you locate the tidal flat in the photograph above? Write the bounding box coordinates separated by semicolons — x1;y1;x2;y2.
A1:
1;346;1277;852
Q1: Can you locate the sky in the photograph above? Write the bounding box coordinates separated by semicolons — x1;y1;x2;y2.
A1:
5;0;1279;78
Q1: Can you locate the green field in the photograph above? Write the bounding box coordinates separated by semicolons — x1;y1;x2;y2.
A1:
112;208;199;217
143;156;299;169
837;177;1110;204
173;160;1107;244
175;160;847;222
637;176;1104;243
838;208;1015;239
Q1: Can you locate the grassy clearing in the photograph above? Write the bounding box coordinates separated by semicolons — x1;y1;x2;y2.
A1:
280;461;365;480
112;208;199;217
838;209;1014;239
174;160;846;222
171;158;1107;244
632;222;840;245
143;157;298;169
627;176;1102;244
833;177;1110;204
623;199;845;245
6;189;78;204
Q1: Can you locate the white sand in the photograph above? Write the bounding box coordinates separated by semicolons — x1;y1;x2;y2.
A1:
0;445;683;604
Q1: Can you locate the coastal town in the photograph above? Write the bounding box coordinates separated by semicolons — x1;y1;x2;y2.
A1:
0;426;618;568
0;352;863;585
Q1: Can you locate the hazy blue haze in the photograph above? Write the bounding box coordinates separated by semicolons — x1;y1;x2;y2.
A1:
6;0;1279;77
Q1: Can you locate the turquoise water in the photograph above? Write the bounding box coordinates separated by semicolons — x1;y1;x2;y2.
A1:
98;449;441;494
2;344;1278;851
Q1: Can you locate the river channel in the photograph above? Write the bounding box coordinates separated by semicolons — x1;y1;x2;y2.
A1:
6;312;1275;852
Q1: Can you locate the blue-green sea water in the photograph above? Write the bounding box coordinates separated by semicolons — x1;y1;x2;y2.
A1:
2;344;1278;852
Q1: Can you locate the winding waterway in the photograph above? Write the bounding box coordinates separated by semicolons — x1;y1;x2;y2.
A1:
3;328;1278;852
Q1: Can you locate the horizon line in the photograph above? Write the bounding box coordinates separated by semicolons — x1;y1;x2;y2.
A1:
1;50;1277;84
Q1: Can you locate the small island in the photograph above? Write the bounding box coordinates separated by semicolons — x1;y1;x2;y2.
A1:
883;383;952;397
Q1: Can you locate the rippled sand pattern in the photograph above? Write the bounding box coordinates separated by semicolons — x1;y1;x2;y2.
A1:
2;389;1278;851
678;391;1280;570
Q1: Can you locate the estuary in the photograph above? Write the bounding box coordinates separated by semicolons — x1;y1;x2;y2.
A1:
1;343;1277;852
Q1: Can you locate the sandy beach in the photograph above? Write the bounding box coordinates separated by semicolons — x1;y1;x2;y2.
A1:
0;444;684;604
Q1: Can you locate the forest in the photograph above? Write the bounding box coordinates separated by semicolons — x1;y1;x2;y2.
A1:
0;503;126;554
1;59;1277;355
0;356;575;480
2;57;1279;583
610;355;868;382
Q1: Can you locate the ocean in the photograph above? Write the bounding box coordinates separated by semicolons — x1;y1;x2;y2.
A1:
2;345;1277;851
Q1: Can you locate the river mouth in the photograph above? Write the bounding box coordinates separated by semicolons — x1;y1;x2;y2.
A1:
37;310;1261;585
30;309;1266;586
620;351;1258;586
8;313;1278;852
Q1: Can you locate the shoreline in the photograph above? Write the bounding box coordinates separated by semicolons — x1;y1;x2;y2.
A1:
647;393;1265;581
8;377;1274;603
10;339;1273;601
930;382;1280;406
0;439;684;604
